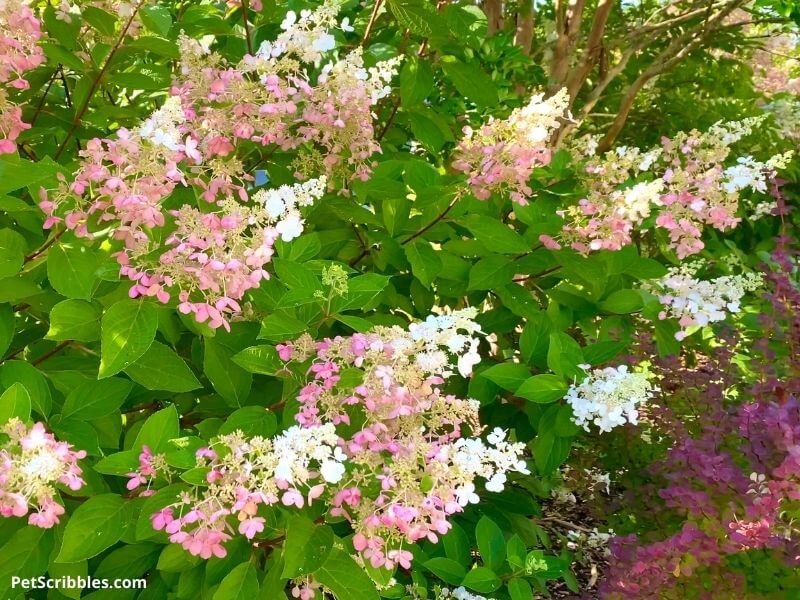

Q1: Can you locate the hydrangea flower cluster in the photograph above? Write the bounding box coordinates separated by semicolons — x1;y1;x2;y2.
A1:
452;89;570;204
644;261;764;340
152;424;345;559
0;0;44;89
437;587;490;600
0;419;86;528
125;444;170;496
555;119;790;257
0;0;44;154
41;0;398;329
565;365;656;433
152;310;529;571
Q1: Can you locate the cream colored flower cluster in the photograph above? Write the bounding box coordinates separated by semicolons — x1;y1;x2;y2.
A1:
565;365;656;433
645;262;764;340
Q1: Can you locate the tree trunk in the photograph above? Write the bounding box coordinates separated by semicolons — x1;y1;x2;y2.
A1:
484;0;503;35
514;0;535;56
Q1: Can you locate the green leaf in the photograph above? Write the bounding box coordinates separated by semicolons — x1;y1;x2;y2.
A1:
386;0;446;37
582;340;627;365
213;562;260;600
125;341;201;392
461;566;501;593
51;418;101;455
399;57;434;106
480;362;529;392
0;526;54;599
47;561;86;599
534;431;572;475
259;312;308;342
459;216;529;254
600;289;643;314
204;339;252;406
94;543;160;580
0;228;26;279
334;315;375;332
423;557;466;585
126;36;180;58
0;303;13;357
626;257;668;280
468;256;514;291
133;404;179;453
442;523;471;567
315;548;380;600
47;243;100;300
94;449;139;475
508;577;533;600
441;56;499;107
157;544;201;573
282;517;335;578
408;112;446;152
0;361;51;417
83;5;117;35
231;345;284;375
57;494;132;562
41;42;87;71
0;155;63;195
140;6;172;35
47;299;101;341
405;241;442;289
99;300;158;378
0;382;30;424
546;332;584;379
334;273;391;312
476;516;505;571
506;534;527;568
273;258;321;292
519;315;551;367
218;406;277;438
61;377;133;420
515;374;567;403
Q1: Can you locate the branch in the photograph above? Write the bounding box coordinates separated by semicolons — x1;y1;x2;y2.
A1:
597;0;748;152
24;227;66;263
240;0;254;55
563;0;615;100
514;0;535;57
361;0;384;46
54;0;143;160
549;0;587;87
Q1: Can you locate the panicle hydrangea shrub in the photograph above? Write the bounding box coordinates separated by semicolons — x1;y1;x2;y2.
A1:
40;0;399;330
147;310;529;572
553;119;792;257
0;419;86;528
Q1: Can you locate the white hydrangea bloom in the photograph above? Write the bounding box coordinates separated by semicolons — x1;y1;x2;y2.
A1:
271;423;345;485
565;365;656;433
137;96;186;151
255;0;345;66
644;262;764;340
723;156;770;193
252;177;326;242
446;429;530;497
614;179;665;221
405;308;483;377
438;587;490;600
